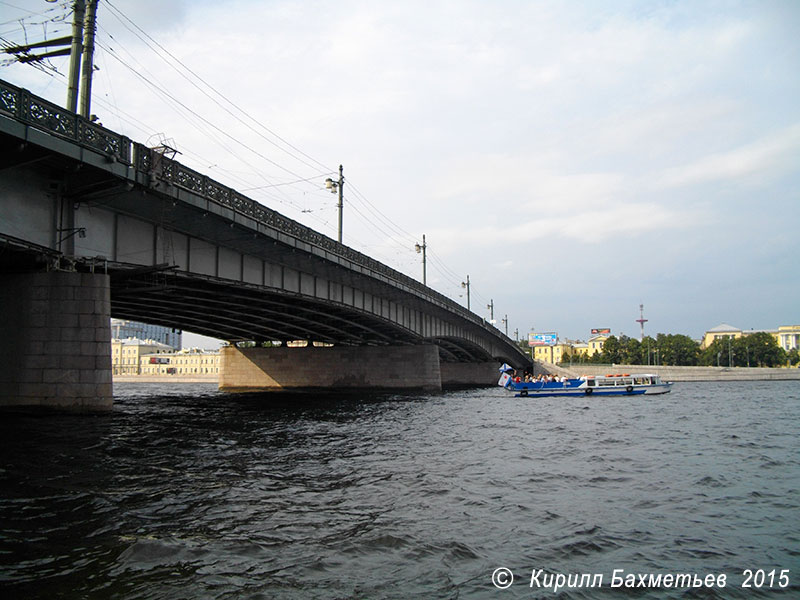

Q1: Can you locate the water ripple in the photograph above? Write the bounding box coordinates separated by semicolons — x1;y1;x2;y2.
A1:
1;381;798;598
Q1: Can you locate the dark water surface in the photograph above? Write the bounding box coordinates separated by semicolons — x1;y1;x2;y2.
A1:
1;381;798;599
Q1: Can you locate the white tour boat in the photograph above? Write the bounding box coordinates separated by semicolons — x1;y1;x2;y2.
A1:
498;371;672;398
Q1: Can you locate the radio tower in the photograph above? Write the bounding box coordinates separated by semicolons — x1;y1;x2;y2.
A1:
636;304;648;341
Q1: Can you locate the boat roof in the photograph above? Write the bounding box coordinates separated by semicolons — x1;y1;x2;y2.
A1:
592;373;660;377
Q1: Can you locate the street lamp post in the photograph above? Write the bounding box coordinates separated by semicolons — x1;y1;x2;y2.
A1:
414;234;427;286
728;336;733;367
502;315;508;336
325;165;344;243
461;275;470;310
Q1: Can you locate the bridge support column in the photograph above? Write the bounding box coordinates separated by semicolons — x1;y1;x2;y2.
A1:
440;361;500;388
220;344;442;393
0;271;112;411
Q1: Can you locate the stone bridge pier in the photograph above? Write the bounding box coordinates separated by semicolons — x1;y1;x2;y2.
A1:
219;345;500;393
0;271;112;410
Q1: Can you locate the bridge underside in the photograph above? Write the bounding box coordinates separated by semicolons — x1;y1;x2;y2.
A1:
0;242;504;408
109;262;497;364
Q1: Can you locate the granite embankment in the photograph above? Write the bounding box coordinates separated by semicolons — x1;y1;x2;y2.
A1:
544;363;800;382
113;375;218;384
114;366;800;385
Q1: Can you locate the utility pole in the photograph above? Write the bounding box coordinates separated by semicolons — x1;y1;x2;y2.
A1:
415;234;427;285
79;0;99;118
502;315;508;336
728;336;733;368
487;299;494;323
3;2;84;112
461;275;470;310
67;0;86;112
325;165;344;243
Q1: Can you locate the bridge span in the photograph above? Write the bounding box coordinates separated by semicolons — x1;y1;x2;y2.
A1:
0;78;530;409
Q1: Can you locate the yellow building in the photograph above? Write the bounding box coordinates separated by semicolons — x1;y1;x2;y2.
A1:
775;325;800;352
111;338;173;375
587;334;610;357
533;343;573;364
570;342;589;358
139;348;220;376
700;324;743;349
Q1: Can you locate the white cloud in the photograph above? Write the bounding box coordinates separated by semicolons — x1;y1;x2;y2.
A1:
655;123;800;189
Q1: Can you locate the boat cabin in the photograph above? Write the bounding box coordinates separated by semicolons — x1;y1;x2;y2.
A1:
586;374;663;387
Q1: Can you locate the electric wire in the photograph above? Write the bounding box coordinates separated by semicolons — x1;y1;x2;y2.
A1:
93;37;334;221
93;23;338;219
103;0;333;176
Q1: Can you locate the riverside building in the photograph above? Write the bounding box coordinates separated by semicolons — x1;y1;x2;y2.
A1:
700;323;800;351
111;338;174;375
139;348;220;376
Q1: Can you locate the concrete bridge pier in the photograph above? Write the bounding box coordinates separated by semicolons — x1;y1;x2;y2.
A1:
220;344;445;393
0;271;112;410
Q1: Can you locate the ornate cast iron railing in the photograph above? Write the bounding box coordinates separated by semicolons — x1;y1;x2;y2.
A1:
0;78;130;163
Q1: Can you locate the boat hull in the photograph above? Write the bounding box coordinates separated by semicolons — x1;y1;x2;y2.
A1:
511;383;672;398
501;374;672;398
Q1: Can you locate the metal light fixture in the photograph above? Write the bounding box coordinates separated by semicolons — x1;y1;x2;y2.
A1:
325;165;344;243
461;275;470;310
414;234;427;285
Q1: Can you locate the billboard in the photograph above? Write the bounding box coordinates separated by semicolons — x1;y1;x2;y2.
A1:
528;332;557;346
591;328;611;335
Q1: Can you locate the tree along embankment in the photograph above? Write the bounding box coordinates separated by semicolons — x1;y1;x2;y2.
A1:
545;363;800;382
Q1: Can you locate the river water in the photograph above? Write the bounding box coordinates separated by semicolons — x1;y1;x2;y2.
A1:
1;381;798;599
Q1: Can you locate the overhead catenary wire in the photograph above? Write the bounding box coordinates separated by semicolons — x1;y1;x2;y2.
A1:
102;0;333;176
92;22;346;224
93;38;338;223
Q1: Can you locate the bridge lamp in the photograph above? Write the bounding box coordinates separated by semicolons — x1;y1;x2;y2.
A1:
414;234;427;286
461;275;470;310
325;164;344;244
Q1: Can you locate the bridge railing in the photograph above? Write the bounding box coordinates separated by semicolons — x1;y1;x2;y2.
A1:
0;78;130;163
0;77;515;346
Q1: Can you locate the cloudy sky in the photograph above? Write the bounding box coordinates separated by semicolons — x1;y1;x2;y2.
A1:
2;0;798;345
